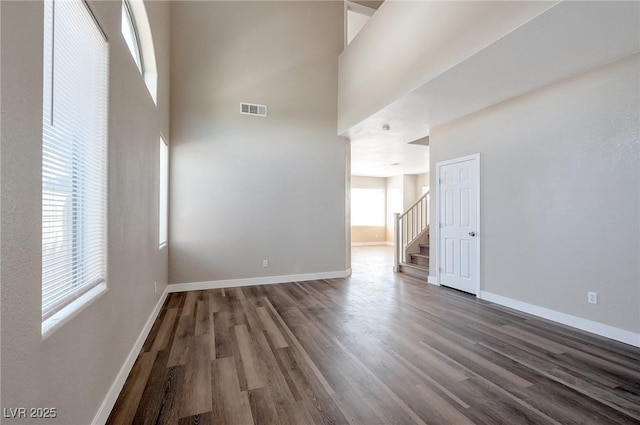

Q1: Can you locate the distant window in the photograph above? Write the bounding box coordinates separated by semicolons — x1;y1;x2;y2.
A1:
42;0;109;335
159;137;168;247
121;0;143;73
351;188;385;226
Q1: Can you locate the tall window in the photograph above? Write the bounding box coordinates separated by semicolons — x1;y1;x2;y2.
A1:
121;0;143;73
42;0;109;335
121;0;158;103
159;137;168;247
351;188;385;226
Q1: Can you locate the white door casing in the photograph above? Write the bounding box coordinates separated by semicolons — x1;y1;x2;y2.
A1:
436;154;480;295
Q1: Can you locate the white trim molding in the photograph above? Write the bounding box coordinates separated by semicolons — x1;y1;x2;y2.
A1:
169;270;352;293
92;288;169;425
427;276;439;286
480;291;640;348
351;242;389;247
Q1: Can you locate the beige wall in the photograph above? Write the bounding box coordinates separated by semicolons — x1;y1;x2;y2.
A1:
352;175;386;190
429;55;640;333
351;227;387;244
169;1;347;284
0;1;171;423
385;175;402;242
415;172;430;200
402;174;417;210
338;1;555;133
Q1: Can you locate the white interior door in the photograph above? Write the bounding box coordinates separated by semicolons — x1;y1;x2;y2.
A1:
438;155;479;295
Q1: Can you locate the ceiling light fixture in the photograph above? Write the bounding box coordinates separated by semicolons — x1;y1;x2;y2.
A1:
382;124;390;131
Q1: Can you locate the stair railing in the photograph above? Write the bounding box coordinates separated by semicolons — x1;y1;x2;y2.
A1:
394;191;430;271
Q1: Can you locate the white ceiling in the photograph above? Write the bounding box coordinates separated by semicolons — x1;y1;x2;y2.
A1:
347;1;639;178
350;130;429;177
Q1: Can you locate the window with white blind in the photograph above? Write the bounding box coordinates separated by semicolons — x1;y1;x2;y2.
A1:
159;137;168;247
42;0;109;336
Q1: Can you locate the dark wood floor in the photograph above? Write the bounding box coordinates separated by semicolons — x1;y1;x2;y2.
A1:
107;246;640;425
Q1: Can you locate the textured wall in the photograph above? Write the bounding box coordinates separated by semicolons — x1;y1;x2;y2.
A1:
169;1;347;284
429;55;640;333
0;1;170;423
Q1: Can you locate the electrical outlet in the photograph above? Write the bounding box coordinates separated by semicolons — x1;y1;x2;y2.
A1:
588;291;597;304
263;259;269;268
154;282;157;294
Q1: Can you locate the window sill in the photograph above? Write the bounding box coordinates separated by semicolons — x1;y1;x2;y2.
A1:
41;282;108;340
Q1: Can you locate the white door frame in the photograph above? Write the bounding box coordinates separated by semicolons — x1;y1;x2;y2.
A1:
433;153;481;297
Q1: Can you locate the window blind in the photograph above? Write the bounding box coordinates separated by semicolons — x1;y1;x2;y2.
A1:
42;0;109;322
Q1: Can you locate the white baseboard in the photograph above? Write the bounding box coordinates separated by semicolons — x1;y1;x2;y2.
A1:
169;269;352;293
479;291;640;348
92;289;169;425
351;242;388;246
384;241;394;246
427;276;439;286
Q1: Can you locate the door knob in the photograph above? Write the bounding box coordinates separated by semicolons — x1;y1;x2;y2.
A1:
469;232;476;237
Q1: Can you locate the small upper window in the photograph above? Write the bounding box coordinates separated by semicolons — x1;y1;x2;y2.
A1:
159;137;169;247
121;0;143;73
120;0;158;104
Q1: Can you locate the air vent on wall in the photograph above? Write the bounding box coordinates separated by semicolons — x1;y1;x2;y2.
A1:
240;102;267;117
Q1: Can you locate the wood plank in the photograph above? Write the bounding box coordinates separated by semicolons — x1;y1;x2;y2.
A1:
208;309;216;360
413;383;475;425
177;411;213;425
263;297;336;396
180;334;213;417
257;306;289;348
151;308;178;352
211;356;254;425
213;310;232;359
195;299;210;335
208;289;225;313
248;387;281;425
153;365;185;425
132;350;170;425
107;351;156;425
182;291;198;317
234;324;266;390
167;315;194;367
331;390;384;425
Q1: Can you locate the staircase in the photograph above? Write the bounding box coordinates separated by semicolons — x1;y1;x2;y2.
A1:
394;191;430;282
398;241;429;280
